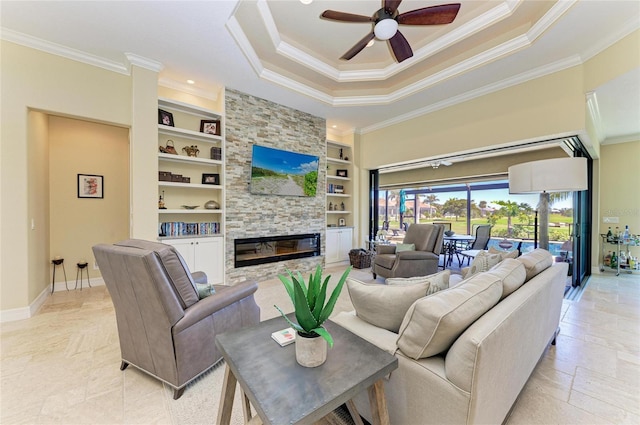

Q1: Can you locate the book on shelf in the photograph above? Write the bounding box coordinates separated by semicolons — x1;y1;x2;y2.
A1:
271;327;296;346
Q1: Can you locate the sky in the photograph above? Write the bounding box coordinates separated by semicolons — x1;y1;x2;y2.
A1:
383;188;574;210
251;145;319;175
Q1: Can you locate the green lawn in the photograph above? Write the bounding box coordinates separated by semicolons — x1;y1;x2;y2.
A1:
386;213;572;241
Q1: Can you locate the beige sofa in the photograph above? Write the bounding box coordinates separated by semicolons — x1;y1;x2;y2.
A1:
333;249;567;425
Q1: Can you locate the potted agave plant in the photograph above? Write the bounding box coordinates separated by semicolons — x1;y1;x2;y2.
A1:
275;265;351;367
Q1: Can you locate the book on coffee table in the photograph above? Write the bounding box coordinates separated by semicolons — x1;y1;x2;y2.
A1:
271;327;296;346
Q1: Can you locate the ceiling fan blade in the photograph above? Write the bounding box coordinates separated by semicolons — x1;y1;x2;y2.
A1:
388;30;413;63
384;0;403;14
397;3;461;25
341;32;376;60
321;10;373;23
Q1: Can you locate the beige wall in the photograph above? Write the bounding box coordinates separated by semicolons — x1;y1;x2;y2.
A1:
0;40;142;312
360;66;586;170
596;141;640;268
49;116;130;282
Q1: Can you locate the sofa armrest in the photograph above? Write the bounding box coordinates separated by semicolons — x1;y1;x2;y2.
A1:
174;281;258;333
377;244;397;255
191;271;207;284
396;250;438;261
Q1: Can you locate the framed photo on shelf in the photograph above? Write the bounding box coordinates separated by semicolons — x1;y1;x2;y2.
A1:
158;109;174;126
336;169;348;177
202;173;220;185
77;174;104;199
200;120;220;135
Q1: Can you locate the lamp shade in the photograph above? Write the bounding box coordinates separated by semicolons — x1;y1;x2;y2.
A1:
508;157;587;194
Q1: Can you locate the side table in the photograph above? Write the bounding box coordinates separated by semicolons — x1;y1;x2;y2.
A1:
51;258;68;293
215;315;398;425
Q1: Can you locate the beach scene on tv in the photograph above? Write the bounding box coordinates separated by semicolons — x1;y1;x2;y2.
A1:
250;145;319;197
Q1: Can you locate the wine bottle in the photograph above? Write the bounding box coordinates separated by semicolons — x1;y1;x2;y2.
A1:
611;251;617;269
606;227;613;242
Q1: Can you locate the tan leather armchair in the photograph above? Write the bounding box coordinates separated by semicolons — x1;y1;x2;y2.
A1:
93;239;260;399
372;223;445;280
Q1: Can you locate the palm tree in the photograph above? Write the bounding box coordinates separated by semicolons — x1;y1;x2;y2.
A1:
494;200;523;237
426;194;439;218
539;191;571;249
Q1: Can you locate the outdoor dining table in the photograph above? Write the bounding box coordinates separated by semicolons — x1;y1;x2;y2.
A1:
442;234;475;268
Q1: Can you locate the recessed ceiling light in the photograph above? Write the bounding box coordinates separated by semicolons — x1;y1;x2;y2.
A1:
186;79;195;85
366;39;375;48
332;125;337;128
300;0;313;4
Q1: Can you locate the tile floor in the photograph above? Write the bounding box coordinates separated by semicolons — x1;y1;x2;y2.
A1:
1;267;638;424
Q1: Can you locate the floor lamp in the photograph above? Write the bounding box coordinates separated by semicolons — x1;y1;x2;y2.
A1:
508;157;588;250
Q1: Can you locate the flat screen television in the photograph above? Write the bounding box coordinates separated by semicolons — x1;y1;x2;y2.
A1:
250;145;319;197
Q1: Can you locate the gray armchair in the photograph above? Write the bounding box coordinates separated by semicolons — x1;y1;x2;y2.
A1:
372;223;445;280
93;239;260;399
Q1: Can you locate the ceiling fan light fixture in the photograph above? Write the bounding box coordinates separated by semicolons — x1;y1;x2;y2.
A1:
374;19;398;40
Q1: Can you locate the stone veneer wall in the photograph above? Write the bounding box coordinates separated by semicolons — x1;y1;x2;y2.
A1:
225;89;326;284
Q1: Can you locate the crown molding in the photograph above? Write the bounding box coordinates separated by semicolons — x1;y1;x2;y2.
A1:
601;133;640;145
1;28;129;75
248;0;523;83
585;91;604;143
226;16;265;77
580;14;640;63
125;53;163;73
360;55;583;134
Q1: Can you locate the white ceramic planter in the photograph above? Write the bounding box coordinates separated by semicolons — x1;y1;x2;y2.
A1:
295;332;327;367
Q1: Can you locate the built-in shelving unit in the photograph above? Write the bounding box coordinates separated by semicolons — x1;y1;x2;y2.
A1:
326;140;354;265
326;140;353;227
157;97;225;283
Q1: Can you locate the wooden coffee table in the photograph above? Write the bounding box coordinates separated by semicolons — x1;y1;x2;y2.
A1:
215;315;398;425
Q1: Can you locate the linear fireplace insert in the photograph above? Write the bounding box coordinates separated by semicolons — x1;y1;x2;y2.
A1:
234;233;321;268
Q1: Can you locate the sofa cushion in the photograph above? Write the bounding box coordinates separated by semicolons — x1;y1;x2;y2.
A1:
486;258;526;300
114;239;199;308
395;243;415;252
489;246;519;260
396;273;503;359
517;248;553;281
464;250;503;278
386;270;450;296
346;278;431;333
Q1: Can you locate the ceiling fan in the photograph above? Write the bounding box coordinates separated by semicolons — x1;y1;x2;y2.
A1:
320;0;461;63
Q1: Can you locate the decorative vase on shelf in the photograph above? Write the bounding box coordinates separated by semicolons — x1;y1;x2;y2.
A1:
182;145;199;157
204;200;220;209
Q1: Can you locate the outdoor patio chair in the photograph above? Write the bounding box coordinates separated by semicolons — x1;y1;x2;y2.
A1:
457;224;492;265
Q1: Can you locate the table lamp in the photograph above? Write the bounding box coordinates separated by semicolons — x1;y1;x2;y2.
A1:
508;157;587;250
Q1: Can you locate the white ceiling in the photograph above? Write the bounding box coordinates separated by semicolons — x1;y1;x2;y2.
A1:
1;0;639;144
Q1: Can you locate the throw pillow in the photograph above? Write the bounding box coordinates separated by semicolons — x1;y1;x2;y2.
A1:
396;273;503;359
395;243;416;252
489;246;519;260
386;270;450;296
485;258;526;300
465;250;503;278
346;278;430;333
196;283;216;299
517;248;553;281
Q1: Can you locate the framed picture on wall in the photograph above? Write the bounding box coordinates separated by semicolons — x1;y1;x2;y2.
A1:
77;174;104;199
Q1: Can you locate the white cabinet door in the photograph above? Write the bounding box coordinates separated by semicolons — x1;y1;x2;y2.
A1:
193;238;223;284
338;228;353;260
164;237;224;284
326;228;353;264
326;229;340;264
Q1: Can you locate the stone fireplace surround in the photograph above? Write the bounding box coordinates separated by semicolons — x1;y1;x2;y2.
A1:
224;89;326;284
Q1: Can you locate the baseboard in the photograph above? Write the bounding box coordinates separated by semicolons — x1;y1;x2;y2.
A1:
0;277;105;323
